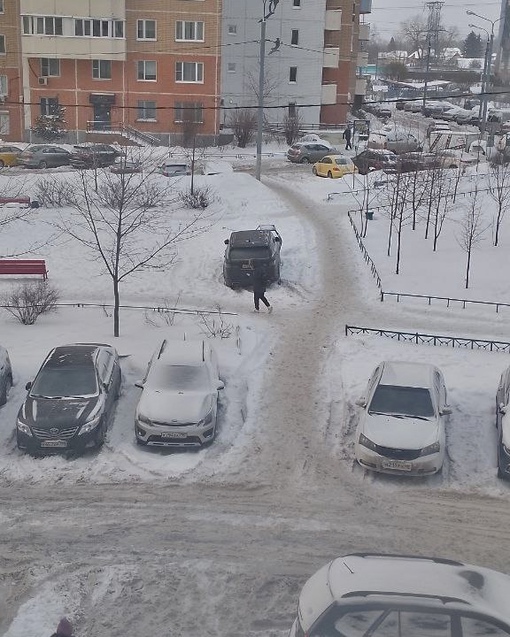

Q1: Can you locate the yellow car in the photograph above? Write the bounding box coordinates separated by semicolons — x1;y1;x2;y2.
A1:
312;154;357;178
0;145;23;167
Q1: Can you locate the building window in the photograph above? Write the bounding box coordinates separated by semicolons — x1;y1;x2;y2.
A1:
0;35;4;54
0;2;4;14
289;66;297;82
175;62;203;83
137;20;156;40
174;102;204;124
74;18;124;38
92;59;112;79
40;97;59;116
0;112;9;135
291;29;299;45
23;16;63;35
227;24;237;35
175;21;204;42
137;100;156;120
227;62;236;73
293;0;301;6
137;60;157;81
0;75;7;95
41;58;60;77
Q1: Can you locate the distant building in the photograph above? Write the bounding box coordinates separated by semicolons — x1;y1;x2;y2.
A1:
496;0;510;83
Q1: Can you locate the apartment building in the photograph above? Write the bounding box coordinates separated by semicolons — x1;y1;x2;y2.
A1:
221;0;372;128
0;0;222;143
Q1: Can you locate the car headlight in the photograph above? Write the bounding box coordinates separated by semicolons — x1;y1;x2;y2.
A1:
359;433;377;451
419;441;441;456
137;414;152;426
78;415;101;435
17;420;33;437
198;411;213;427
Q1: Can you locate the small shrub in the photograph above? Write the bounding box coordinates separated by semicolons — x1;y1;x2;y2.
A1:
197;307;234;339
35;178;76;207
1;281;60;325
180;185;213;209
144;294;182;327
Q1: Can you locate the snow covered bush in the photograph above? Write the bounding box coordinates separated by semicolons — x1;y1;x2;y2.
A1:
2;281;60;325
180;185;213;209
30;105;68;142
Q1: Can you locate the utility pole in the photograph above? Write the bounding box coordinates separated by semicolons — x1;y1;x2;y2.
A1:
256;0;280;182
422;40;432;111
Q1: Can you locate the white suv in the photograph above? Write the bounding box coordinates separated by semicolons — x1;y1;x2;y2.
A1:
289;553;510;637
355;361;451;475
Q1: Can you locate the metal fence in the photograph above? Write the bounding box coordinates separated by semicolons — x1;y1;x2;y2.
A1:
380;291;510;313
345;325;510;353
347;211;382;289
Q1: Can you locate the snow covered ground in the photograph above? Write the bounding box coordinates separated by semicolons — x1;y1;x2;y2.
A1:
1;151;510;637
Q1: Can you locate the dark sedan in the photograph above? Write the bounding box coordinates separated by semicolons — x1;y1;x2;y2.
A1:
16;343;121;455
18;145;71;169
70;144;125;169
352;149;398;175
396;152;441;173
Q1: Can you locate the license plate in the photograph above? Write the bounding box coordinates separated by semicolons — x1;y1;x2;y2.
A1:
161;432;184;439
241;264;251;269
41;440;68;448
382;459;412;471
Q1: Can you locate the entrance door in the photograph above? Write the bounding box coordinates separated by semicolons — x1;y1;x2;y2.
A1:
93;104;111;130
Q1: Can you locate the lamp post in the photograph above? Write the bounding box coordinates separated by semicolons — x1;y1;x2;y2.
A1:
466;11;503;134
468;23;490;128
256;0;280;181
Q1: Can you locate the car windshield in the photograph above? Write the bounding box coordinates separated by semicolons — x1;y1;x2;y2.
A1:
368;385;435;418
151;364;209;391
31;367;98;398
229;246;271;260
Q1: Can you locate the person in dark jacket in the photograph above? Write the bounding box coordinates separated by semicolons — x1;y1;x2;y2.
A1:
343;125;352;150
251;266;272;313
51;618;73;637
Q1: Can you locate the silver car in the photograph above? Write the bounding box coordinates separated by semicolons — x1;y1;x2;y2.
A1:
287;142;338;164
18;145;71;169
135;339;224;448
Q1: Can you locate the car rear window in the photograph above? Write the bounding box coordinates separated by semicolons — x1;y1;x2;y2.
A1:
229;246;271;261
369;385;435;418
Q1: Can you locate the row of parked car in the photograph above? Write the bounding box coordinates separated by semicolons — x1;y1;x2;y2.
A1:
354;359;510;479
0;340;224;455
0;143;129;170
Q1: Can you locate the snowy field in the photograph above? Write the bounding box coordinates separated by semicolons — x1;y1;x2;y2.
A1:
1;150;510;637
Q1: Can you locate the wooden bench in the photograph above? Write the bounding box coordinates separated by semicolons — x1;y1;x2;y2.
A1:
0;259;48;280
0;197;39;208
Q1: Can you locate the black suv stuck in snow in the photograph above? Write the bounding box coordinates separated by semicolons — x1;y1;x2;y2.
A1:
223;224;282;288
16;343;122;455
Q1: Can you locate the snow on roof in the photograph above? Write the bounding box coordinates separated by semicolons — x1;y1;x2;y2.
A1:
379;361;437;388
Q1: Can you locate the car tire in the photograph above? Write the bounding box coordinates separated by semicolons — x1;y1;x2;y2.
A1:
301;157;310;164
95;420;107;448
0;160;4;168
38;161;47;169
312;166;318;175
498;464;505;479
0;374;11;406
327;171;333;178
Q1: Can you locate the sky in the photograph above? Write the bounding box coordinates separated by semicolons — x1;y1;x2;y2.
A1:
370;0;502;41
0;137;510;635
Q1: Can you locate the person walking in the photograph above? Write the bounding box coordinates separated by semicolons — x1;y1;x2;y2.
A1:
251;266;272;313
51;618;74;637
343;125;352;150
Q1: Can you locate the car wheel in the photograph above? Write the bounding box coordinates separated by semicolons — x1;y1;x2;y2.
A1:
327;171;333;178
38;160;47;169
301;157;310;164
498;464;505;479
95;420;107;448
0;374;11;406
0;160;5;168
449;164;458;169
312;166;318;175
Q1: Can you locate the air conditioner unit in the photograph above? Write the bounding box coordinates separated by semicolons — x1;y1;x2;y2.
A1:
38;77;48;86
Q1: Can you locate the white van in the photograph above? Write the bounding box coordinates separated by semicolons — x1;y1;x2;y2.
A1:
428;130;479;152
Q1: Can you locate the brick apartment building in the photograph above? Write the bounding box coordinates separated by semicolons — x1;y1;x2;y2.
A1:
0;0;369;143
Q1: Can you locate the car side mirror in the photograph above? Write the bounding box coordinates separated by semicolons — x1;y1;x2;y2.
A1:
274;236;281;242
25;381;32;391
355;397;366;408
217;380;225;390
500;404;508;414
224;239;229;245
134;381;144;389
441;406;452;416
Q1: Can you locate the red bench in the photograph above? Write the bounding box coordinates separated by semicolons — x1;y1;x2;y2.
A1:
0;259;48;280
0;197;39;208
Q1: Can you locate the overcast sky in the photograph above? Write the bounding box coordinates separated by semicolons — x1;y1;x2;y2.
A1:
370;0;502;42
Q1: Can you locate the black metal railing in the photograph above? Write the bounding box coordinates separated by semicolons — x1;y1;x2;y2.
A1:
345;325;510;353
347;210;382;289
380;291;510;313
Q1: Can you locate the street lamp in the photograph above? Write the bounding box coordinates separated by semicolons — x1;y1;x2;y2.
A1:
256;0;280;181
466;10;503;134
468;23;490;126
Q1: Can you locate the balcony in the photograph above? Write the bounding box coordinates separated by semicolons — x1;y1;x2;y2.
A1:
321;83;337;105
359;0;372;14
359;24;370;41
325;9;342;31
357;52;369;67
323;47;340;68
355;78;368;95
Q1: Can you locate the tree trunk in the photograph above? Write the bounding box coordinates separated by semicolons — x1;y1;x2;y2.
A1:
113;278;120;337
465;247;471;289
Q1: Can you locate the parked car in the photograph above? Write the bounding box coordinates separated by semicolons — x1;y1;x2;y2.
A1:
0;145;23;167
425;101;455;118
312;154;357;178
354;360;451;475
426;120;451;137
396;151;441;173
223;224;282;288
287;142;336;164
16;343;122;454
289;552;510;637
403;100;422;113
0;345;12;406
442;106;470;122
158;160;191;177
134;339;224;448
436;149;479;169
109;159;142;174
18;145;71;169
368;131;422;154
395;99;406;110
352;149;398;175
70;144;125;169
455;109;480;126
298;134;332;148
496;365;510;479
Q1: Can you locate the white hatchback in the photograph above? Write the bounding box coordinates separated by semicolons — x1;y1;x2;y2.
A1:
355;361;451;475
289;553;510;637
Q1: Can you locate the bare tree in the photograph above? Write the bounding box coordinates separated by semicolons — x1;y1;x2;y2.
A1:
399;15;427;58
283;111;302;146
456;188;489;289
55;169;215;337
487;162;510;246
229;109;257;148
